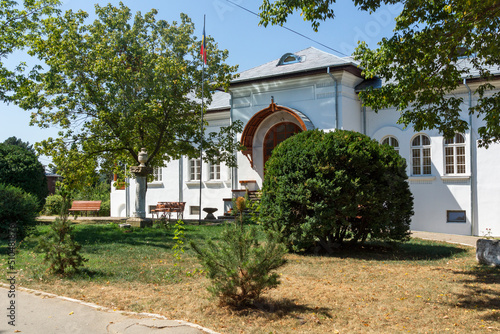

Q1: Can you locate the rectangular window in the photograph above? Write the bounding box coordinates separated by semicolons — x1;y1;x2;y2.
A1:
422;148;431;174
445;147;454;174
189;159;201;181
447;210;466;223
190;206;200;215
153;167;162;182
209;161;221;180
456;146;466;173
412;149;421;175
444;134;466;175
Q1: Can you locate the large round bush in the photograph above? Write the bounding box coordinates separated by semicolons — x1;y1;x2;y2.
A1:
0;143;48;210
0;183;39;239
260;129;414;253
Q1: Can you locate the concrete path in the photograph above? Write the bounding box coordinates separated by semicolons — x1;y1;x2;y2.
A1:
411;230;480;247
0;285;218;334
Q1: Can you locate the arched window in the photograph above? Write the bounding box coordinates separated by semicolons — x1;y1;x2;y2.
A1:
277;53;302;66
411;134;431;175
264;122;301;165
444;134;466;174
381;136;399;152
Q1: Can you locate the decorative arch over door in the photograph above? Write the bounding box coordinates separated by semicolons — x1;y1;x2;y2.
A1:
264;122;301;165
240;101;314;167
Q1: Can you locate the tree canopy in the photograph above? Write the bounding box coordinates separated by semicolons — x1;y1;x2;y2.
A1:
259;0;500;147
18;3;241;188
3;136;34;153
0;0;60;101
0;142;48;210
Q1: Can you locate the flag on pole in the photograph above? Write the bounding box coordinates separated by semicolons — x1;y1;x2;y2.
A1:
200;21;207;64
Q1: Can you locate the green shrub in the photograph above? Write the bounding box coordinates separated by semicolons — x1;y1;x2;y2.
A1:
30;217;87;275
260;129;414;253
190;224;287;307
43;194;64;215
0;183;39;239
73;179;110;216
98;198;110;216
0;143;48;210
29;190;87;275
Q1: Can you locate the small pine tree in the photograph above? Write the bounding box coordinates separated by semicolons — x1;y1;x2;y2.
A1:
30;188;87;275
190;223;287;307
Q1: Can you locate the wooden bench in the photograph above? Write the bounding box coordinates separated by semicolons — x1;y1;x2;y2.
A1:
68;201;102;216
151;202;185;221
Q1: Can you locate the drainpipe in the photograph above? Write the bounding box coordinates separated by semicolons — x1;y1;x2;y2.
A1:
179;157;183;203
229;91;238;191
362;105;367;135
327;67;339;130
464;78;476;236
125;164;130;218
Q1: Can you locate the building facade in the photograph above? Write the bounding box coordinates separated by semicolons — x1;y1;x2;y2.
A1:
110;47;500;236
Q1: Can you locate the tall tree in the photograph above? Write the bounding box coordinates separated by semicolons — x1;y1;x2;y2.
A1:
0;0;60;101
3;136;34;153
0;142;48;210
18;3;241;194
259;0;500;147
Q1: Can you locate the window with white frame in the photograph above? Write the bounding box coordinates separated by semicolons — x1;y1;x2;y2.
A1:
209;160;221;180
411;134;431;175
381;136;399;152
444;134;466;174
153;167;162;182
189;158;201;181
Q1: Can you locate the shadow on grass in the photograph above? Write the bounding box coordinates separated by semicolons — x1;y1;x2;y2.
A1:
70;267;112;280
302;239;469;262
452;265;500;312
72;224;174;251
227;296;332;320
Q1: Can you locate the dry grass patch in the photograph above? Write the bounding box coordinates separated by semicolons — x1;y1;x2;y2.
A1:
1;222;499;333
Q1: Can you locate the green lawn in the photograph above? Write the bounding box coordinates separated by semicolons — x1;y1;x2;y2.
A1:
1;221;499;334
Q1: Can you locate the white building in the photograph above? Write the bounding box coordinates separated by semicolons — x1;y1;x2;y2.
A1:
111;47;500;237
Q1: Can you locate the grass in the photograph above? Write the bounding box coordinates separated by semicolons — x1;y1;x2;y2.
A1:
1;221;499;333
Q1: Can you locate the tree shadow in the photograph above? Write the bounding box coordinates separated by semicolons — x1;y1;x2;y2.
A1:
449;265;500;312
68;223;175;252
224;296;333;321
300;239;468;262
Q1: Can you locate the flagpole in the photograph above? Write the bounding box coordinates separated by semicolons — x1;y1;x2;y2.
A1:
198;15;206;224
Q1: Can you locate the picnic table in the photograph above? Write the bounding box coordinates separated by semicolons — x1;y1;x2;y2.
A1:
151;202;185;220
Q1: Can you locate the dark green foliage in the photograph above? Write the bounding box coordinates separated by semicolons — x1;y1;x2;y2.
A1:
3;136;35;153
30;217;87;275
0;142;48;210
260;129;414;253
0;183;39;239
43;194;64;215
30;194;86;275
190;224;287;307
71;174;111;216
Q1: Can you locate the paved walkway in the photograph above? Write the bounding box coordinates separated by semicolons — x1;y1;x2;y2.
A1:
0;285;218;334
411;230;480;247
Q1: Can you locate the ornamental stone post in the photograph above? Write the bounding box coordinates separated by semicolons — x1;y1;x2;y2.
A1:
127;148;153;227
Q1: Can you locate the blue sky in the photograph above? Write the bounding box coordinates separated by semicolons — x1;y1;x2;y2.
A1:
0;0;402;167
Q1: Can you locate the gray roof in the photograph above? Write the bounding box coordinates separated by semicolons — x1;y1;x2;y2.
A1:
232;47;359;84
207;90;230;111
457;58;500;78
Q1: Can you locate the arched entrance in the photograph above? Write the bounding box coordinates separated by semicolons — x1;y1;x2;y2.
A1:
263;122;302;165
240;101;314;169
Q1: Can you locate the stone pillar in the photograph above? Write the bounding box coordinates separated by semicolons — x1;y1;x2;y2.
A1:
133;173;148;219
127;148;153;227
